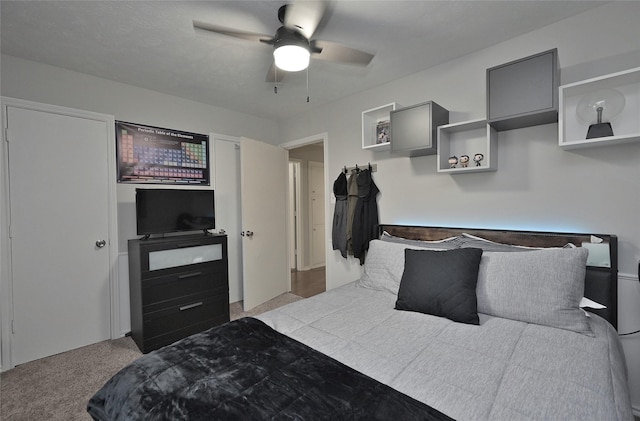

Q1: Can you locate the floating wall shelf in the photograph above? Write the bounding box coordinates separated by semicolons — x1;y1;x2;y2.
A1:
437;119;497;174
362;103;397;151
487;49;559;131
391;101;449;157
559;67;640;149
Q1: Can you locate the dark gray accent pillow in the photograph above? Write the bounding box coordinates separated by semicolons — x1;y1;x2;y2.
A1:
395;248;483;325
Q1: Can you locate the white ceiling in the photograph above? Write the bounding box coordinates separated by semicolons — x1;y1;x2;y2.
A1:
1;1;605;122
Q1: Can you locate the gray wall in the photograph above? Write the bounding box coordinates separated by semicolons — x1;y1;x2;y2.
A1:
280;2;640;410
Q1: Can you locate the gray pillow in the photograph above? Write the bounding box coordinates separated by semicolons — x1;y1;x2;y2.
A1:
476;247;592;336
380;231;463;249
458;232;575;252
358;240;451;295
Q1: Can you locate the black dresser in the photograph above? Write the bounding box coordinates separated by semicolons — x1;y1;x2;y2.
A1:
128;233;229;353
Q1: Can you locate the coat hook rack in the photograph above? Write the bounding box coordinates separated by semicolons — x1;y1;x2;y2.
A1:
344;163;377;173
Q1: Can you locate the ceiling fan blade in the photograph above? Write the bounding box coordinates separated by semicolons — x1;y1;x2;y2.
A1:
266;62;286;83
284;0;328;40
311;40;374;66
193;20;273;43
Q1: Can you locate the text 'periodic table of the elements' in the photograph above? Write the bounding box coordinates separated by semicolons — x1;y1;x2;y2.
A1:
116;121;210;185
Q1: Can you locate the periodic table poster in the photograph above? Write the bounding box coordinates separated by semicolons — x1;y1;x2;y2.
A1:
116;121;210;185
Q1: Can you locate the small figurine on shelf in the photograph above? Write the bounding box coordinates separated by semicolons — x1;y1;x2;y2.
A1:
448;156;458;168
459;155;470;168
473;153;484;167
376;120;390;144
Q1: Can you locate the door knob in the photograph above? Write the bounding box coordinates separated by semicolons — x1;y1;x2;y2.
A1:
95;239;107;248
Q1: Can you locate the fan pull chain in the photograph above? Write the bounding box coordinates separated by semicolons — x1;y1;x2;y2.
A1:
274;66;278;94
306;66;310;103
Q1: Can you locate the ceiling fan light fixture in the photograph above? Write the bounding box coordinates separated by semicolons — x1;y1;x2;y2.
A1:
272;26;311;72
274;44;310;72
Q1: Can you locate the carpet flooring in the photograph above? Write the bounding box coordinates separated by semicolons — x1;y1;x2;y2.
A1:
0;292;302;421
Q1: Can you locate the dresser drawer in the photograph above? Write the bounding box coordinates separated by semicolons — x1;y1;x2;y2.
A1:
143;293;229;339
141;259;221;280
139;237;226;280
142;314;229;353
141;265;228;307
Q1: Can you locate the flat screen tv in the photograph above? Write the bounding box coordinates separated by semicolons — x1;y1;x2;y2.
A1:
136;188;215;236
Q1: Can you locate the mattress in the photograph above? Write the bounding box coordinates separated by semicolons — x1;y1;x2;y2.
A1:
256;281;633;421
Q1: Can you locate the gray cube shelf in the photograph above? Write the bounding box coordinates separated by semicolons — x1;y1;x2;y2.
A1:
487;49;559;131
390;101;449;157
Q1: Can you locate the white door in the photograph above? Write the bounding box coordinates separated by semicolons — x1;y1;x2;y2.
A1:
288;160;302;271
309;161;325;268
6;105;112;365
240;137;289;310
213;137;243;303
288;162;297;270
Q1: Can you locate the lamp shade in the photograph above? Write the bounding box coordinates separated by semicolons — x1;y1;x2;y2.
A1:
576;88;625;125
274;44;310;72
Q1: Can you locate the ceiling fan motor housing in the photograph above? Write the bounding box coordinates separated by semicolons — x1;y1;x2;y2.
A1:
274;26;309;50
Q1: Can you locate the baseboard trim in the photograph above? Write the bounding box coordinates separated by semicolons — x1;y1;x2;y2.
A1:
619;272;639;283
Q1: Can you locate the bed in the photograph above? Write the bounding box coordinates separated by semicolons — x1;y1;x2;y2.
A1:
88;225;633;421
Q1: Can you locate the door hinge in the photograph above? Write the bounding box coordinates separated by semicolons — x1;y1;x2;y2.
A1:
4;127;9;142
11;320;15;334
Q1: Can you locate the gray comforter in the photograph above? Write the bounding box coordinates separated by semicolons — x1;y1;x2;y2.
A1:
256;282;633;421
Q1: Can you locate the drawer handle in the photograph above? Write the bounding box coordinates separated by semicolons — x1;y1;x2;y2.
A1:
178;271;202;279
179;302;203;311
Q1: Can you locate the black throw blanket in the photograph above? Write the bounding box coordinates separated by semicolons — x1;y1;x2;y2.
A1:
88;317;453;421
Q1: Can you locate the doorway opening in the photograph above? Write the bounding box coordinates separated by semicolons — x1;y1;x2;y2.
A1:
287;141;326;298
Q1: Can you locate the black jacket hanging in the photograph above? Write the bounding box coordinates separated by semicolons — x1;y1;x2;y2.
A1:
352;169;380;264
331;171;348;258
346;170;359;255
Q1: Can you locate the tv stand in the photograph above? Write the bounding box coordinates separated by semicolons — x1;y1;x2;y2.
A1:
128;233;229;353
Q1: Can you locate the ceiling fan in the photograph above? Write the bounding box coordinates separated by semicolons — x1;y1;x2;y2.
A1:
193;0;374;83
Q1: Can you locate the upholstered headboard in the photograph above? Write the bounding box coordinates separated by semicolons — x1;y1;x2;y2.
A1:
378;224;619;329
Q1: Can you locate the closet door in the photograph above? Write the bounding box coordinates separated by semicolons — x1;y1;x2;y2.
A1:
213;136;243;303
6;104;113;366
